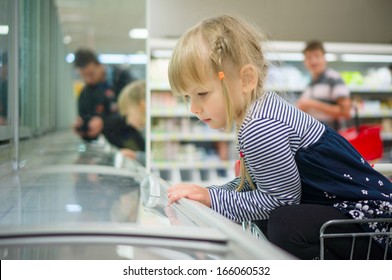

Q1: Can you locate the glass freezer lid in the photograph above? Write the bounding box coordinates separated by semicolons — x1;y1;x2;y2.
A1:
19;145;134;169
0;168;206;229
0;167;238;259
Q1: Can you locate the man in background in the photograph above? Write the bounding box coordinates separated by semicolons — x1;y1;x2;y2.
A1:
297;41;351;130
72;49;132;141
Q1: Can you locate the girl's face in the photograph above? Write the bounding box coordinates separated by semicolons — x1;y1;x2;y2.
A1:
185;71;242;129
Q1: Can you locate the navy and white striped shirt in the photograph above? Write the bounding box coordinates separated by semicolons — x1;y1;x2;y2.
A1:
208;92;325;222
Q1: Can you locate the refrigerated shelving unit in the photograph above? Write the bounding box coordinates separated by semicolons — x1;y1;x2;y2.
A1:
149;39;392;178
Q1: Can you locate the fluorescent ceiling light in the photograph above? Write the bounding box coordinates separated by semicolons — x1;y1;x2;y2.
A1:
151;49;173;58
65;204;82;213
65;53;75;63
99;54;129;64
0;25;9;35
265;52;304;61
150;50;334;62
265;52;337;62
98;54;147;64
325;53;338;62
63;35;72;44
264;41;392;55
324;43;392;54
264;41;305;53
128;54;148;64
66;53;146;64
341;54;392;63
129;28;148;39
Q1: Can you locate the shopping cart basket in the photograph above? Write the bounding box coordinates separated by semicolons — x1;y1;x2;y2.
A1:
339;105;383;161
339;124;383;161
320;218;392;260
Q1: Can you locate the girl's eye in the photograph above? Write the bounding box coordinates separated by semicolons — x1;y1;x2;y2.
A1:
184;95;190;100
198;92;208;96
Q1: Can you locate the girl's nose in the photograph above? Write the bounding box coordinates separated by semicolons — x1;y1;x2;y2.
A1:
190;100;202;115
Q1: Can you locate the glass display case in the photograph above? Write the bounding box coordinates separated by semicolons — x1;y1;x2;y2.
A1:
0;132;293;260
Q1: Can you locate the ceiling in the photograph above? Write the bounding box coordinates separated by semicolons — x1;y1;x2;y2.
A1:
149;0;392;44
55;0;146;55
54;0;392;55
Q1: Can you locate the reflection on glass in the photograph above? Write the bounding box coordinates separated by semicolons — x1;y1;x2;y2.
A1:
0;0;10;131
0;52;7;127
140;174;161;208
15;0;147;161
72;173;141;223
67;1;147;169
19;0;64;138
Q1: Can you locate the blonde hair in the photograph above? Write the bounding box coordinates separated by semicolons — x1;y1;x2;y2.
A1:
118;80;146;116
168;15;269;192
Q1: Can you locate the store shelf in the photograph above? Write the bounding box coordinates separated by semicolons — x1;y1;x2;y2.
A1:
152;165;236;185
151;132;236;141
152;86;392;95
151;107;192;117
265;86;392;94
358;111;392;118
150;85;171;91
349;86;392;94
150;39;392;184
381;132;392;141
151;39;392;57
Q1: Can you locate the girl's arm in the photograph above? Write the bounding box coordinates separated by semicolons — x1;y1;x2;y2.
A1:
168;177;254;207
208;118;302;222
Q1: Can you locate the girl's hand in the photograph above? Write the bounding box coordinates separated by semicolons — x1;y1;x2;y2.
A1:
167;183;211;207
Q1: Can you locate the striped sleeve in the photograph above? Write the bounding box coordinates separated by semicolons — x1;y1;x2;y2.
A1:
206;92;324;222
208;117;302;222
207;177;253;192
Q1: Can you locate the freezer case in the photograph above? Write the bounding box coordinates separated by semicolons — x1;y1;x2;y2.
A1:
0;132;294;260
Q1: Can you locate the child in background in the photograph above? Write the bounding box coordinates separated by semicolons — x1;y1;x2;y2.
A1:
104;80;146;165
166;15;392;259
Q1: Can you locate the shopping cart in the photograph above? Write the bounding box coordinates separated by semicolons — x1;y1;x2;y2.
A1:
319;218;391;260
245;164;392;260
319;163;392;260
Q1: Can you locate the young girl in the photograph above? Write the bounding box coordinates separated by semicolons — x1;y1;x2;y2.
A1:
103;80;146;165
117;80;146;164
166;15;392;259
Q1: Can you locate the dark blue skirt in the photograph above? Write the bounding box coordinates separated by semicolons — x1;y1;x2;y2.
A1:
295;125;392;253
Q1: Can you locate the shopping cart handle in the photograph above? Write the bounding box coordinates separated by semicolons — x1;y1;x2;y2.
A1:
373;163;392;176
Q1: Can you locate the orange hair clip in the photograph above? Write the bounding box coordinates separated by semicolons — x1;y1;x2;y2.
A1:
218;71;225;81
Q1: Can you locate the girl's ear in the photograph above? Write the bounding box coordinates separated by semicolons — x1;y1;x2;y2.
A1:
240;64;257;93
139;100;146;110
